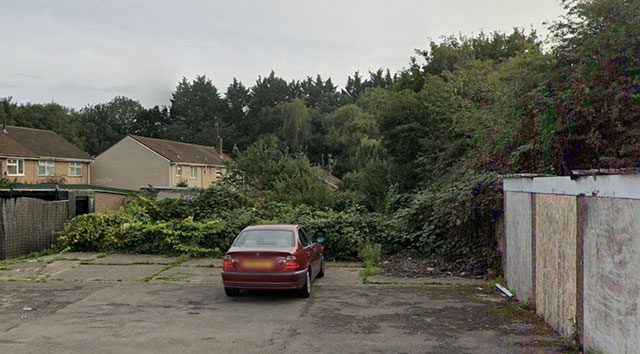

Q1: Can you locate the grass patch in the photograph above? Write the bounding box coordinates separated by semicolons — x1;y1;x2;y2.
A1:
326;263;362;268
143;254;190;282
360;266;383;278
487;277;504;290
47;256;81;263
191;264;217;268
80;261;166;266
423;281;444;286
0;249;56;266
360;259;383;283
518;299;534;311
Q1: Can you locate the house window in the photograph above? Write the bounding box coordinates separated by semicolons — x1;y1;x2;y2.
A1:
189;166;197;179
38;160;55;176
176;165;182;177
69;162;83;177
7;159;24;176
215;167;222;177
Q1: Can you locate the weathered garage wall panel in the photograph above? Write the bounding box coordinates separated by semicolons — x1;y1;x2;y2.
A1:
583;197;640;353
535;194;577;337
0;198;69;259
504;191;534;302
95;192;129;214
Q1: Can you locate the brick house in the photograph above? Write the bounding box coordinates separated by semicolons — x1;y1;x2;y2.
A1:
90;135;230;190
0;126;93;184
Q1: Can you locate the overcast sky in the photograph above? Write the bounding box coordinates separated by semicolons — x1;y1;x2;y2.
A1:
0;0;566;109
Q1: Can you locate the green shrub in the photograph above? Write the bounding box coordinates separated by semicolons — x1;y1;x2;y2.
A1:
57;171;502;272
57;212;125;252
57;192;385;261
359;243;382;265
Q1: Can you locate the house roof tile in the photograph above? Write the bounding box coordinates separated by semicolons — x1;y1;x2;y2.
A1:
0;126;92;160
130;135;229;166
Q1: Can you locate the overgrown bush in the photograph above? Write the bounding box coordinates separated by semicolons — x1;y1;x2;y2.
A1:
375;171;503;272
57;186;384;260
58;169;504;271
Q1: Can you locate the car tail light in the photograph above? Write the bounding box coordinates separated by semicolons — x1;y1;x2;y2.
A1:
223;255;236;271
282;255;299;270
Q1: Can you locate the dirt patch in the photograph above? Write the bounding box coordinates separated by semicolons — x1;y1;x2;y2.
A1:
380;250;498;279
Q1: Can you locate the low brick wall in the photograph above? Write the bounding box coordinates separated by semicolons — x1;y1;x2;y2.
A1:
0;198;69;259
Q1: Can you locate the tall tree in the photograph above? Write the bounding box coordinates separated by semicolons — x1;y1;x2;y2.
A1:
545;0;640;173
248;71;292;114
379;77;458;190
130;106;170;138
168;75;226;145
299;75;340;113
278;100;312;153
79;96;144;155
221;78;250;148
320;104;379;176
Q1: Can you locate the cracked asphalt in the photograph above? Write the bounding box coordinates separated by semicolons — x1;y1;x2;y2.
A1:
0;253;565;354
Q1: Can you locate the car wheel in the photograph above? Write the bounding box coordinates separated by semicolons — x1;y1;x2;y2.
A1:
224;287;240;297
316;256;325;278
298;269;311;298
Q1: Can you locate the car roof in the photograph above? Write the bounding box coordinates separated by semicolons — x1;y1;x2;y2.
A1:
243;224;300;232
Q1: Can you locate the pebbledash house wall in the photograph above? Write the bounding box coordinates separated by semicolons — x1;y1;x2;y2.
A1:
503;173;640;353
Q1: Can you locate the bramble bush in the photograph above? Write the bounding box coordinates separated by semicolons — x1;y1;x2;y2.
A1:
375;171;503;272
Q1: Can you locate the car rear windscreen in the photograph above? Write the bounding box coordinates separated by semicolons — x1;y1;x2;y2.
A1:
234;230;295;248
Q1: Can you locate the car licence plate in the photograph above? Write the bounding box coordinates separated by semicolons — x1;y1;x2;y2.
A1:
243;260;272;269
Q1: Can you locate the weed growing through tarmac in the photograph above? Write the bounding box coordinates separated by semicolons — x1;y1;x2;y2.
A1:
143;255;190;282
359;243;383;283
360;260;383;283
0;249;56;267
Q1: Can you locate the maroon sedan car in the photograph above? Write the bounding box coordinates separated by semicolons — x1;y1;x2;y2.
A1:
221;224;325;297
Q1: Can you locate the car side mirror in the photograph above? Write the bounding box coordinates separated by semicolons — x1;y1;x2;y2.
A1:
316;237;325;244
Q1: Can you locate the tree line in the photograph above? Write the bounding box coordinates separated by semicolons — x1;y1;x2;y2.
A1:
2;0;638;268
2;0;637;199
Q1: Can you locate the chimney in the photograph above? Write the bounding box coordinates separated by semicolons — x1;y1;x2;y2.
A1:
2;121;6;134
216;137;223;155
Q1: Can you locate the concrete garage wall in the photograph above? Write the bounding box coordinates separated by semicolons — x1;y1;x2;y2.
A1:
504;191;534;302
534;194;577;337
503;173;640;353
583;197;640;353
0;197;69;259
95;192;129;213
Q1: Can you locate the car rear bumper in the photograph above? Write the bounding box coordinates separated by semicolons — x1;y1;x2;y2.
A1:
221;269;307;290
